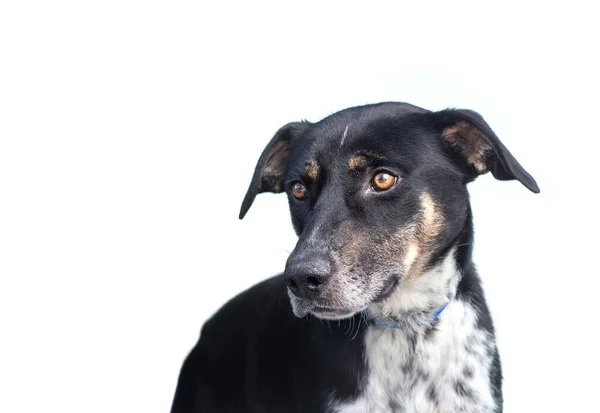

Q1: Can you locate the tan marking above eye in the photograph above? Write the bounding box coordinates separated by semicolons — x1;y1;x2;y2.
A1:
291;182;307;200
304;161;319;180
349;155;368;170
372;172;396;191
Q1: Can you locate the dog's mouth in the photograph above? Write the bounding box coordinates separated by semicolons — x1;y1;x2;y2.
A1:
287;276;401;320
288;296;361;320
288;277;400;320
310;305;361;320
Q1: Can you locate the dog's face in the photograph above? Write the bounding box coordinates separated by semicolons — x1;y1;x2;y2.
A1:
240;103;538;320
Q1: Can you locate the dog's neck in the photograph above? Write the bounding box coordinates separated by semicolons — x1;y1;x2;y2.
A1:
368;247;461;335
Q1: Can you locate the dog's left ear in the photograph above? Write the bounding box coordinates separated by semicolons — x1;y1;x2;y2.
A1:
239;121;311;219
433;109;540;193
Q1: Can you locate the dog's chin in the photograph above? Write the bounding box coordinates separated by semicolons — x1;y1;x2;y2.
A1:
308;307;359;320
288;295;361;320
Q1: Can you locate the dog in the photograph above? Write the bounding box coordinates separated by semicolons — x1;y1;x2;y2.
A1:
170;102;539;413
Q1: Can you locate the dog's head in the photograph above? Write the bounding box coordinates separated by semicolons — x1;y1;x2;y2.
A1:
240;103;539;320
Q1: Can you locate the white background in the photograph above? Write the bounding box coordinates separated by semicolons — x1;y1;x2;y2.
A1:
1;2;599;412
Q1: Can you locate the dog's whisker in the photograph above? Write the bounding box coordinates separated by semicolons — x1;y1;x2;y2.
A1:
351;316;362;340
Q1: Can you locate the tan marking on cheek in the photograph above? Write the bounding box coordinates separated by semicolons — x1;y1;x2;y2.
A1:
419;192;443;239
404;243;426;281
402;193;445;281
381;223;420;281
304;161;319;180
403;243;420;271
348;155;368;170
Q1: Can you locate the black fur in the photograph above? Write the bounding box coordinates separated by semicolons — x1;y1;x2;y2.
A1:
170;277;367;413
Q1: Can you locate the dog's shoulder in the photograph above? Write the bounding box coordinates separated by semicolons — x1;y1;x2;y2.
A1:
204;274;291;333
198;272;366;375
190;274;293;367
171;275;289;412
171;274;367;413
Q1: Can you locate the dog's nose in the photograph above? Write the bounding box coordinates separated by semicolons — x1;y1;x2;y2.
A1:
284;256;331;300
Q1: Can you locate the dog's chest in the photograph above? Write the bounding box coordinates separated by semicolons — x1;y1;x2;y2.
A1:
329;301;497;413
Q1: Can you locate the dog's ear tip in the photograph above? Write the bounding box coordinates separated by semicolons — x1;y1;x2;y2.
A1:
239;191;255;220
239;203;249;220
520;172;540;194
239;205;250;219
519;178;540;194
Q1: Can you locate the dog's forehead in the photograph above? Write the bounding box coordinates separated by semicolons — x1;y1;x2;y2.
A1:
290;106;433;174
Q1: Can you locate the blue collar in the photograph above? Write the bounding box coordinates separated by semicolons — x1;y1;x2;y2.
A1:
371;302;449;329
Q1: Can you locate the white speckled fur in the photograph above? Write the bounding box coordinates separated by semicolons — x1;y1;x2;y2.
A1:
330;251;497;413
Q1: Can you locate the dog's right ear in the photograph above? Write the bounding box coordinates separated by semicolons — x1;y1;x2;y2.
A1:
239;121;311;219
432;109;540;193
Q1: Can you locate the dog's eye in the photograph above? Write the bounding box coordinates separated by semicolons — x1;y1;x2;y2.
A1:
372;172;396;191
291;182;307;200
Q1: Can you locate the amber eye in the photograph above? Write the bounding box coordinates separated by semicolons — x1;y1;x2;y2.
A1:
291;182;307;200
372;172;396;191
